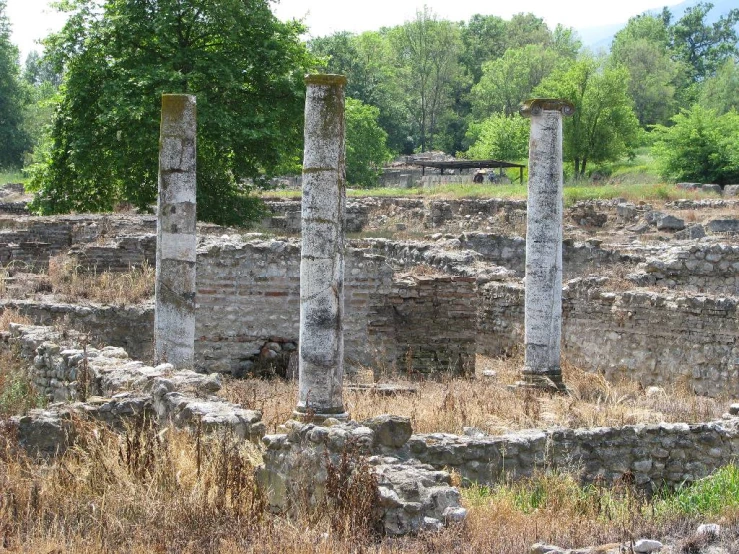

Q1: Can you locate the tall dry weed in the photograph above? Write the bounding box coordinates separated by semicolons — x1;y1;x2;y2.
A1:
47;254;154;305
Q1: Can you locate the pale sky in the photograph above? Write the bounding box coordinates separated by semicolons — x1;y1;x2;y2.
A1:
7;0;679;60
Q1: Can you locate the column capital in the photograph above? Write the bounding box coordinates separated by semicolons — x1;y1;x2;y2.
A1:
519;98;575;118
305;74;347;87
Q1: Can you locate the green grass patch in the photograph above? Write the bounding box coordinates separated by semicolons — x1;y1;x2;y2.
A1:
0;352;45;417
653;464;739;517
0;169;27;186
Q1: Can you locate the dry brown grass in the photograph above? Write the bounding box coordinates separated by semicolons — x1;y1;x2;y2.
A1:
46;254;154;305
2;418;734;554
3;418;738;553
220;355;726;436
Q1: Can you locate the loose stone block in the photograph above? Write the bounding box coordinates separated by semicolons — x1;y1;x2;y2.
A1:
155;94;197;369
295;75;349;421
518;99;574;391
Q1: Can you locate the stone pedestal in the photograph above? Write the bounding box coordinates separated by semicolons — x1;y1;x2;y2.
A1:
154;94;197;369
295;75;349;422
519;99;574;392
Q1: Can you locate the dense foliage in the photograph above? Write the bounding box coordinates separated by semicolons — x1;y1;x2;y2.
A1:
535;58;642;178
2;1;738;200
29;0;315;225
345;98;392;187
0;0;29;169
653;105;739;185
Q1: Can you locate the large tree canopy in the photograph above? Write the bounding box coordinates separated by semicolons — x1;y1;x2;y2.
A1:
345;97;392;187
30;0;315;225
0;0;29;169
535;57;641;177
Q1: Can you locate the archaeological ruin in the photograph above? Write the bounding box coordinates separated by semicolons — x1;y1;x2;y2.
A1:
2;84;739;548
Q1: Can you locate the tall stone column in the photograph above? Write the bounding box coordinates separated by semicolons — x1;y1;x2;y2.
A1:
295;74;349;422
519;98;574;391
154;94;197;369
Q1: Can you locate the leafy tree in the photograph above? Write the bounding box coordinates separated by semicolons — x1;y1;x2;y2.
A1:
535;57;641;177
345;98;392;187
669;2;739;82
0;0;29;169
470;45;564;119
309;30;410;153
21;51;62;166
652;104;739;184
459;14;507;83
505;13;552;49
30;0;315;225
390;6;463;152
466;113;529;161
23;50;63;87
551;24;582;59
611;14;681;126
612;13;671;50
700;57;739;114
610;38;680;126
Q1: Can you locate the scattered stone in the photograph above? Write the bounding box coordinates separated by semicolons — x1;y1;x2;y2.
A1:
656;214;686;231
530;544;566;554
570;203;608;227
723;184;739;197
729;404;739;416
676;182;701;190
706;219;739;234
629;222;652;234
674;224;706;240
697;523;721;537
481;369;497;378
463;427;486;438
633;539;663;553
617;202;637;220
362;414;413;449
646;386;666;398
702;184;722;195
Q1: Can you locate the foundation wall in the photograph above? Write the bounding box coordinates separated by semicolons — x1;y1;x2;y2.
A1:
477;279;739;396
396;419;739;491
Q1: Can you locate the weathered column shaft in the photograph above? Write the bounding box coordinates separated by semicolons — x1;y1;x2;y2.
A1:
295;74;348;421
520;99;574;390
154;94;197;369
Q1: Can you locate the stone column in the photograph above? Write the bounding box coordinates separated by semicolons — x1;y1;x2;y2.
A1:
519;98;574;391
295;74;349;422
154;94;197;369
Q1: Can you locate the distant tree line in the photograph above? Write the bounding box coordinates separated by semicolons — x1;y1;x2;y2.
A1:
0;1;737;223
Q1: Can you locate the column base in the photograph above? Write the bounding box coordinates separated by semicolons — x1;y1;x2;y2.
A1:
292;408;350;424
514;369;567;393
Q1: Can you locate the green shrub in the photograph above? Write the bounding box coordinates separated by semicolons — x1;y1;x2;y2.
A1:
652;105;739;185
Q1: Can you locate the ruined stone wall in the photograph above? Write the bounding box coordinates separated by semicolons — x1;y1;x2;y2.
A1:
632;244;739;295
562;279;739;396
477;279;739;396
0;202;29;215
261;197;529;233
367;275;478;375
195;238;477;375
69;235;157;272
393;419;739;492
195;239;395;373
0;215;223;271
477;282;525;357
362;234;639;279
0;220;73;269
0;299;153;361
